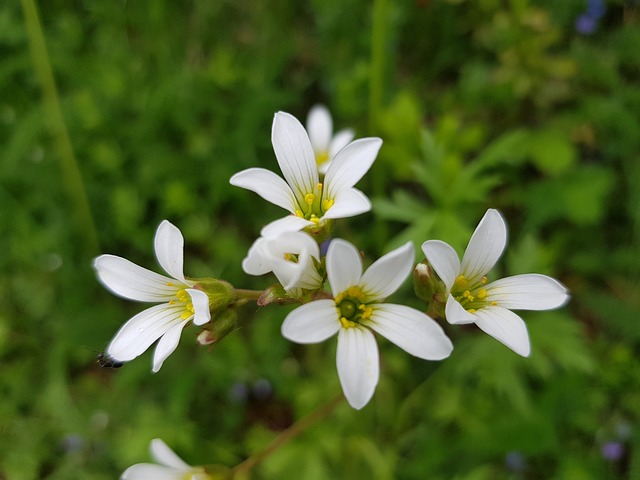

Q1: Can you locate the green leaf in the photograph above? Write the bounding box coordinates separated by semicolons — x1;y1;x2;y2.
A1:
525;129;577;176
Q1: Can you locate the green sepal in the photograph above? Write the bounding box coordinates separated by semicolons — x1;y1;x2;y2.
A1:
413;260;447;318
197;309;238;346
303;218;334;245
192;278;236;315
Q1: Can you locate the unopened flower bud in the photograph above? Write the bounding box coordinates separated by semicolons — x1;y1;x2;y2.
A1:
413;260;447;316
196;329;217;346
197;309;238;346
257;283;292;306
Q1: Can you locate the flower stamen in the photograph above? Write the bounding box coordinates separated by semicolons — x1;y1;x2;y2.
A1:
340;317;357;329
454;275;467;289
304;193;315;205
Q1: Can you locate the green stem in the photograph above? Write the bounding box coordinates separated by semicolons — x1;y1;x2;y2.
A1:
230;393;344;478
21;0;100;256
234;289;265;300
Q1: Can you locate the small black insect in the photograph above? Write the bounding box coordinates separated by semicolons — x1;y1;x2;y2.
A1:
97;352;124;369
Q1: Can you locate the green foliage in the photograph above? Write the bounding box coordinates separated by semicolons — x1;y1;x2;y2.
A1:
2;0;639;478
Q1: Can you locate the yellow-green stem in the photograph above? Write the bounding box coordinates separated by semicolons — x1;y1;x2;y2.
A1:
230;393;344;478
234;289;265;301
21;0;99;256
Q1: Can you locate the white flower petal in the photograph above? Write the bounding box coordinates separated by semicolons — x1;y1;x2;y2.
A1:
324;138;382;199
365;304;453;360
326;239;363;297
307;104;332;154
329;129;355;159
230;167;296;212
444;294;477;325
272;112;319;202
94;255;178;302
121;464;185;480
461;209;507;284
271;231;320;258
421;240;461;291
336;326;379;410
486;274;569;311
154;220;187;284
244;231;322;291
293;253;324;290
473;306;531;357
281;300;340;343
319;128;357;174
260;216;314;237
152;319;189;372
360;242;414;301
322;188;372;220
106;304;185;362
275;249;323;292
242;237;272;276
186;289;211;325
150;439;191;469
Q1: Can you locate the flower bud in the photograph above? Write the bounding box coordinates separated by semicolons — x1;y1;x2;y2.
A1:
197;309;238;346
413;260;447;317
257;283;292;306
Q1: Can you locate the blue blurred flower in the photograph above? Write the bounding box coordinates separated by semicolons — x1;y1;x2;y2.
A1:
602;441;624;462
228;382;249;404
576;0;606;35
505;451;527;472
576;13;598;35
587;0;606;19
252;378;274;400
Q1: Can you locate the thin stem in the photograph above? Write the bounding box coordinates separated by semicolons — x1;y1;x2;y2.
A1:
234;289;264;300
230;393;344;478
21;0;100;256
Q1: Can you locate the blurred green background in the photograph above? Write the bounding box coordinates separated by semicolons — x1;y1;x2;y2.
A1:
2;0;640;478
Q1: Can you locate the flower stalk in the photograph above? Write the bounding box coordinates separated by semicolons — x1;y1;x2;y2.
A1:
229;393;345;478
21;0;99;256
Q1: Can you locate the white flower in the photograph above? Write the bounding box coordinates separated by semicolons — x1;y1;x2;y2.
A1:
421;209;569;357
230;111;382;236
121;438;210;480
282;239;453;410
306;104;355;174
94;220;211;372
242;229;323;296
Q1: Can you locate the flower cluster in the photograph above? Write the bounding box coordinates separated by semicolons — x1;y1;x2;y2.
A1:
95;107;570;417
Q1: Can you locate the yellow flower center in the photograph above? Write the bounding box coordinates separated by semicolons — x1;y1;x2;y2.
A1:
294;182;335;222
315;150;329;167
335;286;373;328
167;284;196;320
451;275;497;311
283;253;299;263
